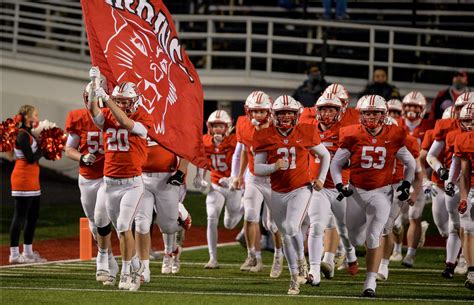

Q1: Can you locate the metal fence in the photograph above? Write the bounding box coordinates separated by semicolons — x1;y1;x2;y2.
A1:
1;1;474;85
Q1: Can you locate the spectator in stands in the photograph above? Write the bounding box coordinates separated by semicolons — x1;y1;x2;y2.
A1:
429;70;469;120
359;68;400;101
292;64;328;107
322;0;349;20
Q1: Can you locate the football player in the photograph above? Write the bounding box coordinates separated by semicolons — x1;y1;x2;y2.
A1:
89;67;153;292
65;82;118;285
330;95;416;297
198;110;243;269
253;95;330;295
427;92;473;278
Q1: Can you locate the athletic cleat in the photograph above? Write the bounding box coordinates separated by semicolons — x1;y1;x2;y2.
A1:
347;260;359;275
441;263;455;279
96;269;110;282
337;258;347;271
204;259;220;269
389;251;403;262
240;256;256;271
22;251;47;263
270;256;283;278
161;254;173;274
454;256;468;275
141;266;150;283
401;255;414;268
249;258;264;272
334;252;345;269
465;272;474;290
376;264;388;281
321;262;334;279
306;273;320;287
118;273;132;290
8;254;26;264
417;221;429;248
129;264;145;291
103;254;119;286
287;279;300;295
362;288;376;297
296;258;309;284
171;246;181;274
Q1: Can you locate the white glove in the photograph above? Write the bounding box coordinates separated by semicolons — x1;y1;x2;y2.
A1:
81;153;96;166
95;87;109;102
89;66;101;79
193;175;208;193
219;177;233;189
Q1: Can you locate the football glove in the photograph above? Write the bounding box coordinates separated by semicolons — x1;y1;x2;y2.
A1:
422;178;435;200
445;182;455;197
458;199;468;214
80;153;96;166
89;66;101;79
396;180;411;201
95;87;109;103
192;175;208;192
167;170;185;186
437;167;449;181
336;183;353;201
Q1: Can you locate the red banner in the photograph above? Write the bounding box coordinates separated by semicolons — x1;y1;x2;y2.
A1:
81;0;208;168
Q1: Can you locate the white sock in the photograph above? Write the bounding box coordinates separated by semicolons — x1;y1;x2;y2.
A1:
446;232;462;263
23;244;33;256
131;256;140;271
364;272;377;290
163;233;176;254
274;247;283;258
394;243;402;253
97;248;108;266
141;259;149;271
255;251;262;260
346;247;357;263
10;247;20;257
406;247;416;257
381;258;390;266
248;247;256;257
121;260;131;274
207;219;218;260
322;252;335;265
308;235;323;271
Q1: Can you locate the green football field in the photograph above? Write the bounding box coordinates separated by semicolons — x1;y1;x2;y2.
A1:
1;244;472;305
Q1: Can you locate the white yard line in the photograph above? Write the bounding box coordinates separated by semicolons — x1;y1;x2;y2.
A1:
0;286;471;303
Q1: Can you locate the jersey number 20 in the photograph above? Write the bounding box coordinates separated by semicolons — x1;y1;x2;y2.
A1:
106;128;130;152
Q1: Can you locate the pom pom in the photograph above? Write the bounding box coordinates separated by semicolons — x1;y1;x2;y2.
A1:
38;126;67;161
0;118;19;152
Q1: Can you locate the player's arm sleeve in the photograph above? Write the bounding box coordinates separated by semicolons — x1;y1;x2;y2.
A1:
426;140;445;172
309;143;330;184
66;133;80;149
254;152;277;176
130;121;147;138
92;111;105;130
330;148;351;185
396;146;416;182
231;141;244;177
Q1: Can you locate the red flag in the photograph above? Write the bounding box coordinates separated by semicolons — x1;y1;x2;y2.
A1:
81;0;208;168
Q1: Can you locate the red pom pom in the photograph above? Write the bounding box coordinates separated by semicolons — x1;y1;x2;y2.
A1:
38;127;67;161
0;118;19;152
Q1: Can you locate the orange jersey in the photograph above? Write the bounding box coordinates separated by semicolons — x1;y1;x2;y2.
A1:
339;124;407;190
11;129;40;194
142;142;177;173
445;128;464;168
398;118;436;145
340;108;360;126
393;135;420;183
66;108;105;180
299;107;317;125
454;131;474;187
253;123;321;193
309;121;350;188
421;129;444;188
102;108;153;178
433;118;459;142
203;134;237;186
236;116;259;175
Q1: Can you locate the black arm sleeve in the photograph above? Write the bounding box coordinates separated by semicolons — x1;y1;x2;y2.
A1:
16;131;43;164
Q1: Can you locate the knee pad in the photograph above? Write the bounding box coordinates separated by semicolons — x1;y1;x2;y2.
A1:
309;223;324;238
135;218;151;234
223;215;240;230
243;206;260;223
97;223;112;237
366;232;381;249
284;224;299;238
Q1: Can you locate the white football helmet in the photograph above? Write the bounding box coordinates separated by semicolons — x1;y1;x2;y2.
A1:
452;92;474;118
385;116;399;126
244;91;273;126
207;110;233;140
402;91;426;121
442;106;453;119
323;83;350;111
387;99;403;112
111;82;142;115
459;102;474;131
315;92;343;126
272;95;302;130
359;95;388;129
356;95;368;110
